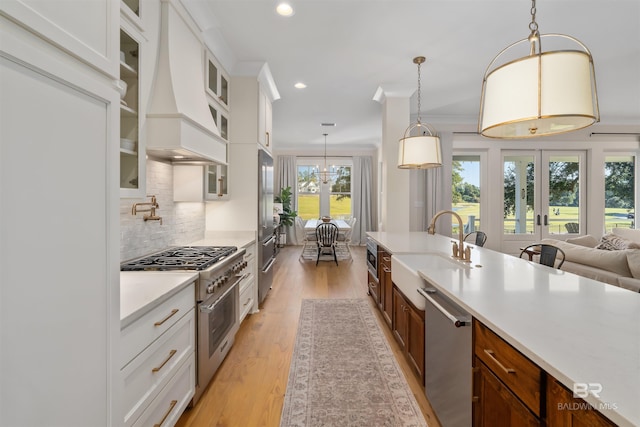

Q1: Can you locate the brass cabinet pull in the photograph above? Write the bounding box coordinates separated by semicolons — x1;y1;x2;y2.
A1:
243;298;252;307
153;399;177;427
152;349;177;373
154;309;179;326
484;349;516;374
382;266;391;273
369;282;377;288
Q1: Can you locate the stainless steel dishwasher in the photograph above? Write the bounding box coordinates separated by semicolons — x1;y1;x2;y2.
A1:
418;286;472;427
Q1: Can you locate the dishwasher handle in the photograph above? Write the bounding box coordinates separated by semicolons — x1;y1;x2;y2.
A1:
418;287;470;328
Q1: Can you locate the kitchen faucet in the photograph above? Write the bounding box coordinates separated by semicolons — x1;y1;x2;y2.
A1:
427;210;471;262
132;195;162;224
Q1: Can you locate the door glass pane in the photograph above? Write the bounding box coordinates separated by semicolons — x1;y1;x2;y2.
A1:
297;165;320;220
548;155;580;235
330;166;351;219
504;155;535;234
452;156;481;236
605;155;636;232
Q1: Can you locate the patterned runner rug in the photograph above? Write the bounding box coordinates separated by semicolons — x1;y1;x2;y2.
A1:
280;299;428;427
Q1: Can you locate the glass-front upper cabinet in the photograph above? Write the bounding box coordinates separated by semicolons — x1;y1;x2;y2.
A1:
119;16;146;197
205;163;229;200
206;51;229;109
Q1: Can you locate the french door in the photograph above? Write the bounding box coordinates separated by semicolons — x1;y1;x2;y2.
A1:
501;150;586;254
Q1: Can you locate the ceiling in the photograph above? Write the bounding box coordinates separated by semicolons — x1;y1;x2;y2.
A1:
182;0;640;153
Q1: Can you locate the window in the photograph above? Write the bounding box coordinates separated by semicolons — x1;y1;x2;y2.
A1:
297;164;320;220
452;155;481;236
297;159;352;220
330;166;351;220
604;155;636;232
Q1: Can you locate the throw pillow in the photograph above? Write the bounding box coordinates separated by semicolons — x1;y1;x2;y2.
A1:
612;228;640;244
566;234;598;248
595;233;640;251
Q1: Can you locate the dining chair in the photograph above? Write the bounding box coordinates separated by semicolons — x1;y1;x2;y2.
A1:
464;231;487;247
315;222;339;266
296;217;316;261
564;222;579;234
336;217;356;261
519;244;566;269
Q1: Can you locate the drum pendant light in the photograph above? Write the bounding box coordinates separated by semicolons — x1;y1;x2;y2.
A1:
398;56;442;169
479;0;600;139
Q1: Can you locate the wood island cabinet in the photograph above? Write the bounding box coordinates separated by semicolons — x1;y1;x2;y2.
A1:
473;320;618;427
546;377;617;427
367;269;380;306
392;286;425;383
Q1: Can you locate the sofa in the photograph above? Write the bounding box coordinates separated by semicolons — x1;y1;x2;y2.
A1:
542;228;640;292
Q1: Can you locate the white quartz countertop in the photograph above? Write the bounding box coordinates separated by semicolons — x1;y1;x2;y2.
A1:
120;271;198;328
367;231;436;254
189;230;256;249
370;232;640;426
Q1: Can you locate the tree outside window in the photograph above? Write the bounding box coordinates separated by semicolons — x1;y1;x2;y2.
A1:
330;166;351;220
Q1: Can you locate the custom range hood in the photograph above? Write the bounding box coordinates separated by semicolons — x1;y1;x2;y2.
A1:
146;0;226;163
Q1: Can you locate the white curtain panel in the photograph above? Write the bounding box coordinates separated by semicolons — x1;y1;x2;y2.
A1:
276;155;299;244
352;156;375;245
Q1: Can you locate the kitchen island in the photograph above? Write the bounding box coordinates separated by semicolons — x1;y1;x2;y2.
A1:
367;232;639;427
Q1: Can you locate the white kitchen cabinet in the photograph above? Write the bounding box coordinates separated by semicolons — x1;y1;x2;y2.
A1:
1;9;120;426
173;165;204;202
239;242;258;322
0;0;119;77
229;64;278;153
258;89;273;150
205;163;229;200
119;13;147;197
205;50;229;110
121;282;196;427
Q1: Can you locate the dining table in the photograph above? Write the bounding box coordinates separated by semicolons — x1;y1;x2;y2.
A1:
301;219;352;261
304;218;351;231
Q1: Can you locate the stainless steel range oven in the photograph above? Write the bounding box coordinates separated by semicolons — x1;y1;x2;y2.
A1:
121;245;249;404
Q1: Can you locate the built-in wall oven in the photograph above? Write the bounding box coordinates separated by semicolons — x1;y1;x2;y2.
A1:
121;246;249;404
366;237;378;278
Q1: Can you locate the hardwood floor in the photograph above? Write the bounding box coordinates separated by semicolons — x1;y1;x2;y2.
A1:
176;245;441;427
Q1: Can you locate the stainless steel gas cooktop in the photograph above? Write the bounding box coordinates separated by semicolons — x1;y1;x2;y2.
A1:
120;246;237;271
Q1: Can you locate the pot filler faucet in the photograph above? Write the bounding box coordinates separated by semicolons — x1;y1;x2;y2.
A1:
132;195;162;224
427;210;471;262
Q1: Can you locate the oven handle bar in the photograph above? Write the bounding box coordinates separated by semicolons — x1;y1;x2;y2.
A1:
262;257;276;273
200;273;248;313
263;236;276;247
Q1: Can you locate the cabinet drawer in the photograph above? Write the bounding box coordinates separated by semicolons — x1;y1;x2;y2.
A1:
379;249;392;269
132;355;195;427
122;309;195;426
121;283;195;368
474;321;542;416
239;278;255;322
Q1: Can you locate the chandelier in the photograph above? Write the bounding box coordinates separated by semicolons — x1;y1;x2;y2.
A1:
317;133;336;184
478;0;599;139
398;56;442;169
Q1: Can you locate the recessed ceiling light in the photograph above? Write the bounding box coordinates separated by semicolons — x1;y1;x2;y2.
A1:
294;82;307;89
276;2;294;17
173;155;185;159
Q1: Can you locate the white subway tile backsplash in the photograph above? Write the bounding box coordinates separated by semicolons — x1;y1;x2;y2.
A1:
120;160;206;261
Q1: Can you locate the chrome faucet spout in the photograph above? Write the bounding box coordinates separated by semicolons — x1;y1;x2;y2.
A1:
428;210;470;262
